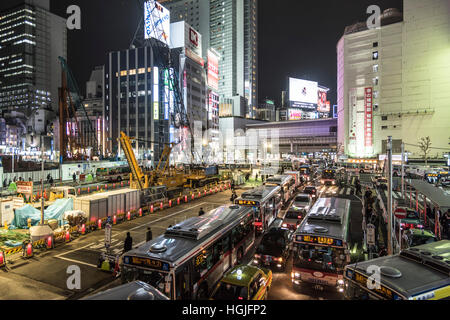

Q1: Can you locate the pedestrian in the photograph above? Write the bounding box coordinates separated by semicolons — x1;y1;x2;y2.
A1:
198;207;205;216
230;191;237;203
72;172;77;183
28;177;32;182
3;178;6;188
146;227;153;242
255;173;259;181
124;232;133;252
49;176;54;186
440;209;450;239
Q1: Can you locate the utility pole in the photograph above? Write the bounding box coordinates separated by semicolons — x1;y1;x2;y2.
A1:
40;135;45;225
401;142;405;198
387;136;393;255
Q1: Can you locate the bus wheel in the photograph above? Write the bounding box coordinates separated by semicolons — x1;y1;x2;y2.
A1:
196;284;209;300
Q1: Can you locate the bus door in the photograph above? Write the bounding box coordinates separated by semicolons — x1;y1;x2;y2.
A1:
175;264;191;300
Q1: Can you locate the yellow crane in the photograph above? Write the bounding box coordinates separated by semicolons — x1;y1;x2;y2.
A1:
118;131;186;191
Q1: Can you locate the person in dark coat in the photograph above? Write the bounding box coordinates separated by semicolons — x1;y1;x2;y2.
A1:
124;232;133;252
146;227;153;242
198;207;205;216
72;173;76;183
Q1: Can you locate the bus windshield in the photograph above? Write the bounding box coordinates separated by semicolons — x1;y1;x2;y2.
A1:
322;170;335;179
121;267;170;294
293;243;346;273
212;283;248;300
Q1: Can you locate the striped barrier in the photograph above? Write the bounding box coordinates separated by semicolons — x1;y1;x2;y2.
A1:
4;247;22;256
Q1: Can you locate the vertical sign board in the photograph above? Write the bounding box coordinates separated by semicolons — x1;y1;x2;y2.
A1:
105;223;112;249
153;66;159;120
207;50;219;91
364;87;373;147
164;69;169;120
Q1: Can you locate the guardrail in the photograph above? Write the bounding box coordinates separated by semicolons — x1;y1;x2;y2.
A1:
1;180;232;265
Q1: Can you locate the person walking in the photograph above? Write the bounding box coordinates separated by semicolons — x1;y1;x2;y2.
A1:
440;209;450;239
146;227;153;242
255;172;259;181
124;232;133;252
230;191;237;203
72;173;76;183
198;207;205;216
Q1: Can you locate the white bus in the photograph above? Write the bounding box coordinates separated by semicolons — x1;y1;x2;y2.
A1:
265;175;295;204
292;197;352;292
120;205;255;300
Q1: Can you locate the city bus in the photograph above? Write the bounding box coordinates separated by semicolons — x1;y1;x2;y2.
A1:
96;166;131;183
292;197;352;292
120;205;255;300
299;165;311;182
264;175;295;204
321;169;336;186
343;240;450;300
235;185;282;234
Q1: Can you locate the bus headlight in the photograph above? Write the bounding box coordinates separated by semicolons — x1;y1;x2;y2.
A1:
294;272;300;278
337;279;344;285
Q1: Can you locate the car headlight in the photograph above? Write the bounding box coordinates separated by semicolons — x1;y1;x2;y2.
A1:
282;223;287;227
254;254;261;259
337;279;344;285
294;272;300;278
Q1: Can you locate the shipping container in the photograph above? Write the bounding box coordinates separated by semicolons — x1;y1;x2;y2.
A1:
73;196;108;222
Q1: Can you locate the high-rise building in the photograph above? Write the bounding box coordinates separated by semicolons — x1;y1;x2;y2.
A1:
105;46;172;163
0;0;67;115
337;1;450;160
161;0;258;118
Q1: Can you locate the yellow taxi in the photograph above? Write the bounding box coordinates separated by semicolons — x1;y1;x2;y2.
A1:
210;265;272;300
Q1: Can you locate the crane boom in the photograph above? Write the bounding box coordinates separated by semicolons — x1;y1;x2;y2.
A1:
119;131;148;190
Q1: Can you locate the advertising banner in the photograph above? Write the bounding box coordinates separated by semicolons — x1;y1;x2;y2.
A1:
364;87;373;147
16;181;33;195
207;50;219;91
289;78;318;104
317;89;329;113
144;0;170;43
288;109;302;120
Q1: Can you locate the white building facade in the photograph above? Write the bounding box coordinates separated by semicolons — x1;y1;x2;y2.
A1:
337;1;450;159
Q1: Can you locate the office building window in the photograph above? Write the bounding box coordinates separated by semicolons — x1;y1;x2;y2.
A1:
382;116;388;121
372;51;378;60
381;126;388;130
373;64;378;72
373;42;378;47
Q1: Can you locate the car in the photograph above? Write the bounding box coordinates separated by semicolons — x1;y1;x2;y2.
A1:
210;265;272;300
282;208;305;231
303;186;317;199
375;177;388;189
402;228;438;249
395;207;423;230
253;219;293;271
292;193;313;212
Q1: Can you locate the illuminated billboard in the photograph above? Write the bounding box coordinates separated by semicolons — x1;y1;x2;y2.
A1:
317;88;330;113
289;78;318;105
207;49;219;91
144;0;170;43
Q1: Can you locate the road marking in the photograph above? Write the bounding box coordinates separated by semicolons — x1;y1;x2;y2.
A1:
55;242;94;258
339;188;344;195
346;188;351;195
55;256;97;268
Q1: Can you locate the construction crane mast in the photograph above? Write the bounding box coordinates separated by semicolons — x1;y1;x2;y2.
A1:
58;56;99;161
131;0;199;164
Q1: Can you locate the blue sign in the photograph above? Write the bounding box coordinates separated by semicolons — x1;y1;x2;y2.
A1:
333;105;338;118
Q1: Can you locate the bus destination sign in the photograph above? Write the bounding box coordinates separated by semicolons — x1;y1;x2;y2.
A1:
296;235;342;246
124;256;170;271
236;200;260;206
353;271;398;300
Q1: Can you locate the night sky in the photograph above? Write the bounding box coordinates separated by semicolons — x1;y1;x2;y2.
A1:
49;0;403;106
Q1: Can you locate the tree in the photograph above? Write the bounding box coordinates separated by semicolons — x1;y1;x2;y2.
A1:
418;136;432;166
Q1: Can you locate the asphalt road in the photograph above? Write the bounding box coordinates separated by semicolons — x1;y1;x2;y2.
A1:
0;181;364;300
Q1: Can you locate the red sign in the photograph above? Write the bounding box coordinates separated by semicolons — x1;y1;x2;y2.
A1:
189;27;199;47
207;50;219;91
364;87;373;147
394;207;407;219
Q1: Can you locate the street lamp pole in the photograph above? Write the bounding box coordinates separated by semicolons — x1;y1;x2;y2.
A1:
387;136;393;255
401;142;405;198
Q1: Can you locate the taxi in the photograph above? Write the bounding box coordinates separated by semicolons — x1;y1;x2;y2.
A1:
210;265;272;300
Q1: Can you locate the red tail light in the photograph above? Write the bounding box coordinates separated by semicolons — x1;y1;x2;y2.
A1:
238;297;243;300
